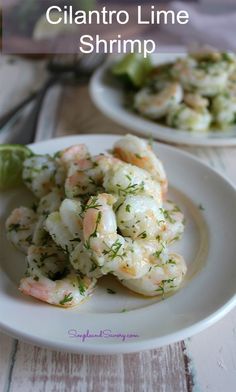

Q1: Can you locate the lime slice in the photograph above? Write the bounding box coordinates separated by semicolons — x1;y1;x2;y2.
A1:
0;144;33;190
112;53;153;88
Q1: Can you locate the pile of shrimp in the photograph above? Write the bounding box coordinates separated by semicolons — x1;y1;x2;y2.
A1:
134;51;236;132
6;134;186;308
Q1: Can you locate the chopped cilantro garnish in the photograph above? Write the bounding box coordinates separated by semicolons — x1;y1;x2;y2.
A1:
153;242;165;259
160;208;176;224
59;293;73;305
8;223;27;232
156;278;176;297
116;181;145;197
80;196;102;217
69;238;81;243
138;231;147;239
103;239;123;260
39;252;57;263
107;288;116;294
78;281;86;296
125;204;131;213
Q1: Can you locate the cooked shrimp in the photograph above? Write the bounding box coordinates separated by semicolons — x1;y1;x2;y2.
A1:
59;198;83;239
83;194;117;241
23;155;64;198
45;199;85;255
82;194;119;269
116;195;165;240
19;245;96;307
139;239;169;265
103;162;162;204
212;92;236;128
134;82;183;119
113;134;168;196
70;242;103;279
82;194;151;280
191;51;236;68
37;188;64;217
57;144;90;169
81;194;172;281
32;189;65;247
45;212;77;255
102;237;151;280
161;201;185;244
167;103;212;132
6;207;37;253
5;134;187;304
121;253;187;297
172;56;231;97
184;93;209;110
72;234;150;281
32;216;51;247
65;154;121;199
102;236;171;280
24;245;68;279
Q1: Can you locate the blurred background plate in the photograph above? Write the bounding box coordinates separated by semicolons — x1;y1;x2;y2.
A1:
90;52;236;147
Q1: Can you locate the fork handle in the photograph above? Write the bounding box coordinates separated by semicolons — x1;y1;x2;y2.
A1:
17;76;59;144
0;93;37;130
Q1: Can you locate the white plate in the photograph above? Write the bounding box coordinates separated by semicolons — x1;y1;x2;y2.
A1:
90;53;236;147
1;134;236;354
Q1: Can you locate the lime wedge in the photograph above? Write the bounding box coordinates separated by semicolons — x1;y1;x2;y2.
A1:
0;144;33;190
112;53;153;88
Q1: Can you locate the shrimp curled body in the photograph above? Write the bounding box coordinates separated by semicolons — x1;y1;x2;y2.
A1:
19;245;96;307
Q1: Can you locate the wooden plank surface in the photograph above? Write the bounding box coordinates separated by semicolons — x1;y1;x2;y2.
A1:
1;341;188;392
1;83;236;392
0;333;15;392
186;310;236;392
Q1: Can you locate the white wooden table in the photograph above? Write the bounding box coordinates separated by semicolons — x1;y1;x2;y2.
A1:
1;85;236;392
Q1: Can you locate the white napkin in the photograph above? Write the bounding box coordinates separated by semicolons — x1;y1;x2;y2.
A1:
0;55;47;119
162;1;236;52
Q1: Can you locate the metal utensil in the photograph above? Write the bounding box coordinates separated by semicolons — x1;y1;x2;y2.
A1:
0;92;37;130
2;53;107;143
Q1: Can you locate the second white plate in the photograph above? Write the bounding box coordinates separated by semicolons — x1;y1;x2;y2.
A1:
90;53;236;146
